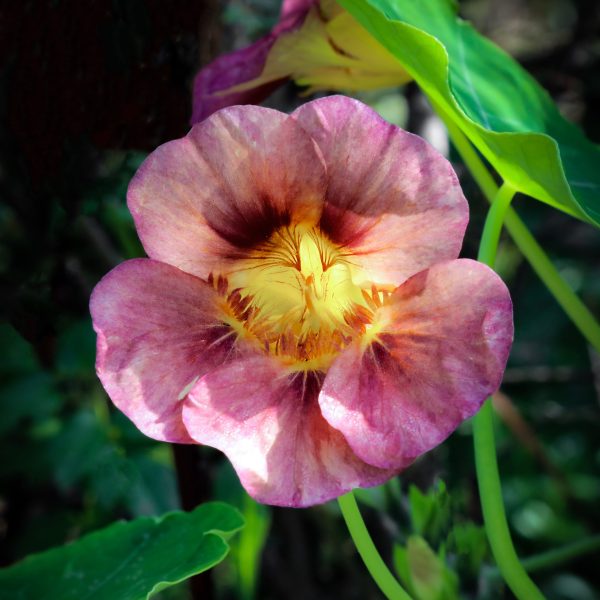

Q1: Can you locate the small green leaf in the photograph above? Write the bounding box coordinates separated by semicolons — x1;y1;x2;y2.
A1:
393;544;412;592
339;0;600;226
0;373;61;435
48;410;113;492
55;319;97;378
394;536;459;600
447;522;489;577
0;324;39;375
0;325;62;435
0;502;244;600
408;481;451;545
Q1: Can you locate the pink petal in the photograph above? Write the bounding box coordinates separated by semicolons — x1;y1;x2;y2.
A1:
278;0;316;28
293;96;468;286
275;0;316;33
319;259;513;470
129;105;327;280
191;36;283;125
182;356;394;507
90;259;239;443
191;0;312;124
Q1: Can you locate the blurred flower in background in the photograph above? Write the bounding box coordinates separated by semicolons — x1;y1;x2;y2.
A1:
191;0;411;122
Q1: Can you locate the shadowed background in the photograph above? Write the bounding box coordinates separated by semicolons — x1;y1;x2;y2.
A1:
1;1;599;598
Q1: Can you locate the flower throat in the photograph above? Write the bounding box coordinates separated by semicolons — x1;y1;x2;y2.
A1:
211;224;387;371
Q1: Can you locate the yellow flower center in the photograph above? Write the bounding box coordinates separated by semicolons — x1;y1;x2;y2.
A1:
214;224;388;371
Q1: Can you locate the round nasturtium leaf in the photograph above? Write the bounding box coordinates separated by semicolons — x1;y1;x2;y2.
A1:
339;0;600;227
0;502;244;600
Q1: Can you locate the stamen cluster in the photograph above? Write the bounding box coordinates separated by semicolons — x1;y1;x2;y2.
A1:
213;225;387;371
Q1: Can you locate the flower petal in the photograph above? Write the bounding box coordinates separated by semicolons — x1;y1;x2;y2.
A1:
182;356;394;507
129;105;327;279
90;259;238;443
293;96;468;286
191;36;284;125
325;11;410;79
319;259;513;470
225;9;365;96
191;0;312;124
278;0;316;26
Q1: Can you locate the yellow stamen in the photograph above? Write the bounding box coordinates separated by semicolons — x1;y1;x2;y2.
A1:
214;224;388;371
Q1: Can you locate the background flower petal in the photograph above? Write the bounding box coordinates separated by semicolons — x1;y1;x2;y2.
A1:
90;259;238;443
191;37;284;125
183;356;394;507
293;95;468;287
278;0;316;26
222;9;371;97
191;0;313;124
319;259;513;470
129;105;327;279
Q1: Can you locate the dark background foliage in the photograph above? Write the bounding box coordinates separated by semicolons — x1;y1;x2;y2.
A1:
1;1;599;598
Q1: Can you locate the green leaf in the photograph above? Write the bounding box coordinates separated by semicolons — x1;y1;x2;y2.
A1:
55;319;97;378
0;373;61;435
49;410;114;492
0;325;62;435
408;481;451;545
0;324;39;375
125;454;179;517
446;522;489;577
339;0;600;226
0;503;244;600
393;536;459;600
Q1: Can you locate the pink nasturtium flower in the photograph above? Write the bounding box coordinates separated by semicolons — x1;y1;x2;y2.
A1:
192;0;411;123
90;96;513;507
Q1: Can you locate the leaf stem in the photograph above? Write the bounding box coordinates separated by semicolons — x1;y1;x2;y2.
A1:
474;183;545;600
478;182;516;265
473;401;545;600
501;212;600;352
338;492;412;599
443;116;600;353
487;534;600;578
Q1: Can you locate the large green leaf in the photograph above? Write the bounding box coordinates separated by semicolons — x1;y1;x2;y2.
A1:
339;0;600;226
0;502;244;600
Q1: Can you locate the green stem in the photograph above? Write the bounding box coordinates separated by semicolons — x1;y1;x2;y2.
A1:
338;492;412;600
478;182;517;265
502;212;600;352
444;117;600;353
520;535;600;573
442;116;498;200
474;402;544;600
488;534;600;578
474;184;545;600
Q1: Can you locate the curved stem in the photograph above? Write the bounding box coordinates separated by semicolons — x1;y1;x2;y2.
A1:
502;212;600;352
473;184;545;599
442;115;498;199
338;492;412;600
520;534;600;574
478;182;517;265
473;403;544;600
444;116;600;353
487;534;600;579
